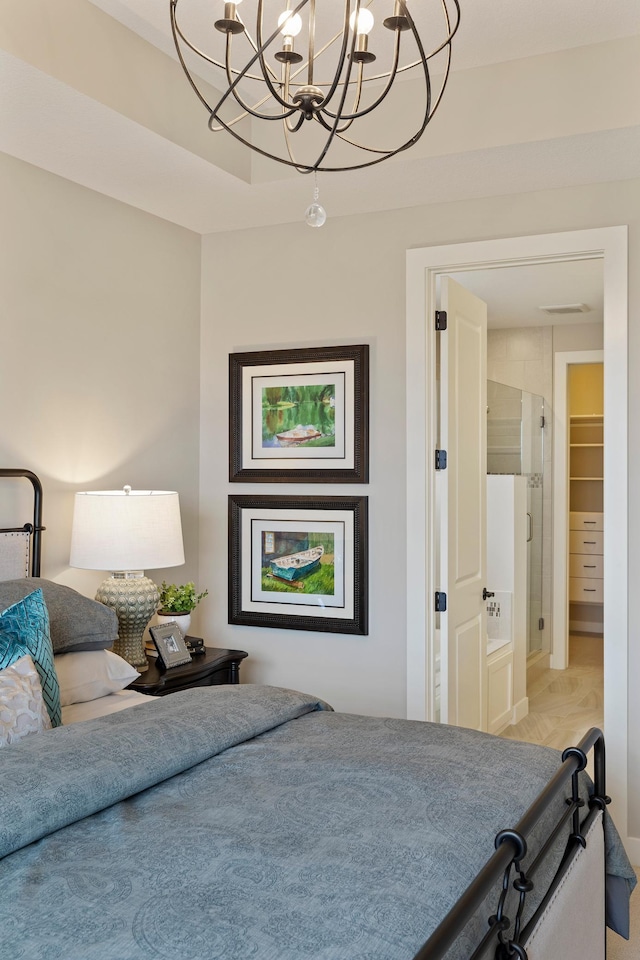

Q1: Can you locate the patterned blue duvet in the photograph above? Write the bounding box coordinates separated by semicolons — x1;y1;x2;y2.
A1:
0;685;634;959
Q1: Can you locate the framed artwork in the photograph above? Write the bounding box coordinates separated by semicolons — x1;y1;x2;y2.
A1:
149;623;192;669
228;494;368;635
229;344;369;482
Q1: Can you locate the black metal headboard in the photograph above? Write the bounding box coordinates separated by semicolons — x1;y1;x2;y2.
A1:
0;469;45;577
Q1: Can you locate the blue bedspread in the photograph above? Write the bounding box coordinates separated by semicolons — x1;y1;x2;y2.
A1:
0;685;634;959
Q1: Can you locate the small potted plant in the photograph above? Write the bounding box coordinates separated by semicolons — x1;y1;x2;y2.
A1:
157;581;208;638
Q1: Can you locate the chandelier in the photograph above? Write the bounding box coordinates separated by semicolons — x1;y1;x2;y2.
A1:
170;0;460;174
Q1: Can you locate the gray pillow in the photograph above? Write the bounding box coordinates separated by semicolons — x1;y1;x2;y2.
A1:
0;579;118;654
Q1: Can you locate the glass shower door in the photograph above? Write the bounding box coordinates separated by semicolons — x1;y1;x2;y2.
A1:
487;380;545;657
521;390;545;655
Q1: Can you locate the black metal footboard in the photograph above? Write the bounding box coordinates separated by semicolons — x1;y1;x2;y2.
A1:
0;468;45;576
412;727;609;960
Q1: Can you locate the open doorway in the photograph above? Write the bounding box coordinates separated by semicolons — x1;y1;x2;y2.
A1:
406;226;629;847
443;263;604;749
502;359;605;764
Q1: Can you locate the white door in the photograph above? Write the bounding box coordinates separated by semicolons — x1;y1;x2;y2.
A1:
438;277;488;730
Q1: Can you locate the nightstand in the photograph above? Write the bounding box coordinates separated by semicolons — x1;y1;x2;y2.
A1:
129;642;248;696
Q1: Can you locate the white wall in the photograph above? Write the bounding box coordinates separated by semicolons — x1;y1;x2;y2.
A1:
0;153;202;602
200;176;640;836
199;244;405;717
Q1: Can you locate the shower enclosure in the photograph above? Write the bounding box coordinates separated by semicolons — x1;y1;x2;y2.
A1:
487;380;546;656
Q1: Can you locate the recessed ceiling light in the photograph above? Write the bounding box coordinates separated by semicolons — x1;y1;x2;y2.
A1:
538;303;591;315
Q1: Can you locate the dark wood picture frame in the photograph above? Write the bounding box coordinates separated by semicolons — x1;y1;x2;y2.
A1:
229;344;369;483
229;494;368;635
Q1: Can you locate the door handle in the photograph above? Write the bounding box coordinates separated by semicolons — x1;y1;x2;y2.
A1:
483;588;495;601
527;512;533;543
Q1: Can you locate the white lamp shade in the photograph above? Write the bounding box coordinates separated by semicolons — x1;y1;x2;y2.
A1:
70;489;185;572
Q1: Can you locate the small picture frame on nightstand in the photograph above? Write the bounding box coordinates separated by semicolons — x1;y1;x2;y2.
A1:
149;623;192;669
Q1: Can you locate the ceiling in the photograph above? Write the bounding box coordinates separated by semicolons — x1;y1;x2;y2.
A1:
0;0;638;233
449;259;604;329
87;0;640;75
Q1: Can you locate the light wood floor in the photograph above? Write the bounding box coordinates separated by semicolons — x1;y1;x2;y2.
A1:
500;633;604;749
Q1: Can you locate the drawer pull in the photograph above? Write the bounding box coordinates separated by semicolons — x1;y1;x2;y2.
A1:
584;521;597;524
583;541;597;545
584;565;596;568
584;588;597;592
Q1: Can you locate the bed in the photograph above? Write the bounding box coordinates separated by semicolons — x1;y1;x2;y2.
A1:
0;469;636;960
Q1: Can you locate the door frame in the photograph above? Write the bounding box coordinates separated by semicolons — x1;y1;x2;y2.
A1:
552;349;604;671
406;227;628;845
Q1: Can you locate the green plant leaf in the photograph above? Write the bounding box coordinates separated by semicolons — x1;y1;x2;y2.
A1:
158;581;208;614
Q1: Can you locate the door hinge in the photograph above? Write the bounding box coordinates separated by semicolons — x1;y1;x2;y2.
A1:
435;310;448;331
435;591;447;613
435;449;448;470
540;415;546;429
538;617;544;631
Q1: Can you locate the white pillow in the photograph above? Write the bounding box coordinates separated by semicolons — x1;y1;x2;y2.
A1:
54;650;140;706
0;654;52;746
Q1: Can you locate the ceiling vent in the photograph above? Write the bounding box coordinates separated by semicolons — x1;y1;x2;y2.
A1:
538;303;591;315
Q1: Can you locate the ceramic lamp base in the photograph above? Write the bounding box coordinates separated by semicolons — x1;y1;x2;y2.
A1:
96;572;159;669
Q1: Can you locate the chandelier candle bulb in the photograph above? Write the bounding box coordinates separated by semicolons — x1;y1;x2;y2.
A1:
276;10;304;62
349;8;374;34
278;10;302;37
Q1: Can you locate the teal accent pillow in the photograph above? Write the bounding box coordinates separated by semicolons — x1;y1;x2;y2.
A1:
0;589;61;727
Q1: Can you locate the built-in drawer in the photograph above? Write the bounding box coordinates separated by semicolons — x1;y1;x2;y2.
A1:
570;511;603;532
569;531;604;555
570;554;604;579
569;577;604;604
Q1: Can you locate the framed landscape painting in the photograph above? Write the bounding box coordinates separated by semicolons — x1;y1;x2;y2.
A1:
228;494;368;635
229;344;369;482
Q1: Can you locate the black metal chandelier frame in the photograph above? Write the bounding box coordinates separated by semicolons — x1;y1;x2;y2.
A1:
170;0;460;173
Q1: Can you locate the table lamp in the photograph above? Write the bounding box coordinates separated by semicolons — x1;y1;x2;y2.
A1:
70;486;185;669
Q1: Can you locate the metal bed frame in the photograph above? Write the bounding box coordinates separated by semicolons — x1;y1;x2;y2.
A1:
0;468;45;577
0;468;610;959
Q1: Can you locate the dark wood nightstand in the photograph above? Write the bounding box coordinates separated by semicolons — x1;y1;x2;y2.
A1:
129;642;248;696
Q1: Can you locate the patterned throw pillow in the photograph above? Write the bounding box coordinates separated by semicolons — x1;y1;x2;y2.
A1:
0;589;61;727
0;654;52;746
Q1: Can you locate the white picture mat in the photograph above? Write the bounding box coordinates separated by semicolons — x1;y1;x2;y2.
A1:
243;360;354;469
241;509;355;619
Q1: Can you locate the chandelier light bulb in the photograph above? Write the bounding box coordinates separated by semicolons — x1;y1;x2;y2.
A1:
349;7;375;35
278;10;302;36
